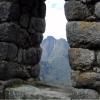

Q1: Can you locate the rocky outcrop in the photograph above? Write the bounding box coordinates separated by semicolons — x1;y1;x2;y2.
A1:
65;0;100;96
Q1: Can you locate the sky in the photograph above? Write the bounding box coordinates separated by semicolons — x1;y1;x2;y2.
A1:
44;0;67;39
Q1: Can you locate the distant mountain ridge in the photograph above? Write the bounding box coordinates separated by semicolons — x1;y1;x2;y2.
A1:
41;36;69;61
40;36;71;87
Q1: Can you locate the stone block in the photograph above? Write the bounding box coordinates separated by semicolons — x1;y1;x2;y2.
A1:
0;23;31;48
72;71;100;90
95;2;100;18
69;48;95;71
30;33;43;47
28;17;46;33
96;51;100;66
69;87;99;99
30;64;40;78
0;61;30;80
18;47;42;65
64;1;91;21
38;2;46;18
20;14;30;28
0;1;20;22
5;85;70;99
0;42;17;61
71;70;80;87
67;21;100;49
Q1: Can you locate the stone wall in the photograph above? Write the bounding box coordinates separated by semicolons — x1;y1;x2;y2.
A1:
0;0;100;99
65;0;100;95
0;0;46;80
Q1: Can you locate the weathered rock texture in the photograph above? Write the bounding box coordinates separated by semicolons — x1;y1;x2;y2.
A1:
5;85;99;100
65;0;100;96
0;0;46;80
0;0;100;99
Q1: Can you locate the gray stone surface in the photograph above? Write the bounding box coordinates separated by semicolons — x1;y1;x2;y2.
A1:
64;1;91;21
0;42;17;61
4;85;99;100
20;14;30;28
5;85;70;100
30;64;40;78
95;2;100;19
71;71;100;89
69;88;99;99
96;51;100;66
0;23;30;48
18;47;42;65
0;1;19;21
69;48;95;71
71;70;80;87
0;61;31;80
29;17;46;33
30;33;43;47
67;21;100;49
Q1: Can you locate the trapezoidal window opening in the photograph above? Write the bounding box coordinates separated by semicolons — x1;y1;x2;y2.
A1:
39;0;71;87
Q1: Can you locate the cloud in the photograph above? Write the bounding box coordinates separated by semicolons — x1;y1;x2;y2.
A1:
46;0;65;9
44;0;67;40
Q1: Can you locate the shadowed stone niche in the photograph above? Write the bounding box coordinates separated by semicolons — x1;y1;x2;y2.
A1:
65;0;100;97
0;0;46;81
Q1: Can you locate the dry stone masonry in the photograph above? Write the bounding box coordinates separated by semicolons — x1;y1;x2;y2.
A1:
65;0;100;97
0;0;46;80
0;0;100;99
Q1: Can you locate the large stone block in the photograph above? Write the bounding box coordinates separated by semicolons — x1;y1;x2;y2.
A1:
0;1;20;22
18;47;42;65
96;51;100;66
38;2;46;18
64;1;91;21
20;13;30;28
29;33;43;47
69;48;95;71
30;64;40;78
0;61;41;80
0;23;31;48
0;23;43;48
71;70;80;87
0;42;18;61
5;85;99;99
28;17;46;33
72;72;100;90
69;87;99;99
0;61;31;80
67;21;100;50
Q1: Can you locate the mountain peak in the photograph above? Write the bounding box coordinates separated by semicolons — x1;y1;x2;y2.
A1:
46;36;55;40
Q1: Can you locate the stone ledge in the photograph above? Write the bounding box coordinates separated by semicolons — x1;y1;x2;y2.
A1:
4;85;99;99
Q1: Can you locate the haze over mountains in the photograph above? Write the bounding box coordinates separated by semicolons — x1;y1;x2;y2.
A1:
40;36;71;87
